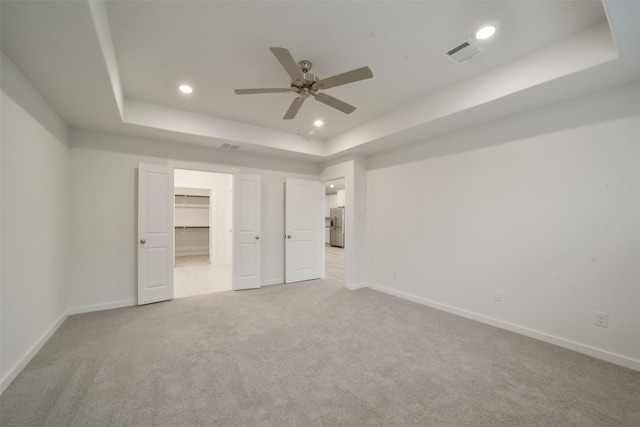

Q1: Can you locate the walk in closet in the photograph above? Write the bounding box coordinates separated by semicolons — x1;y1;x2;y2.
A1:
175;187;211;264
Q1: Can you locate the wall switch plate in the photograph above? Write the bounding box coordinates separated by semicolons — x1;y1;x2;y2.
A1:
595;311;609;328
494;290;503;302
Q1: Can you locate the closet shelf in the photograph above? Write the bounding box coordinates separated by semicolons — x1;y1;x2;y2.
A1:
175;225;210;229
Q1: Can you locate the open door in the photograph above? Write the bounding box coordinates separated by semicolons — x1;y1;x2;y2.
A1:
285;178;324;283
232;174;261;290
138;163;174;305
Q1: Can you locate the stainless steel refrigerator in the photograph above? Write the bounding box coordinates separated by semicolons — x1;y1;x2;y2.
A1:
330;207;345;248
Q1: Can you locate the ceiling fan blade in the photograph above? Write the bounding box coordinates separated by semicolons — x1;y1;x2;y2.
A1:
234;88;292;95
283;96;305;120
313;93;356;114
270;47;303;82
314;66;373;90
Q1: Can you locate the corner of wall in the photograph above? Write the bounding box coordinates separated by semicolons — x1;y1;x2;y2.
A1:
0;310;69;394
1;51;69;145
1;51;72;394
344;283;368;291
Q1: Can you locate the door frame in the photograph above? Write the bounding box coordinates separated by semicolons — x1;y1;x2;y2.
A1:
157;159;360;291
209;188;216;264
319;159;360;289
168;161;239;293
322;177;345;281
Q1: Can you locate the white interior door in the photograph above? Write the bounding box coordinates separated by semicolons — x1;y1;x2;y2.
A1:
232;174;261;290
138;163;174;305
285;178;324;283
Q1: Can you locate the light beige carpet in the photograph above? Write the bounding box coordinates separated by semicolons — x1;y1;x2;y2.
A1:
2;280;639;426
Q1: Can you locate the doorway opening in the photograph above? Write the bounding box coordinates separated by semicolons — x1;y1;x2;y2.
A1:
323;178;345;285
173;169;233;298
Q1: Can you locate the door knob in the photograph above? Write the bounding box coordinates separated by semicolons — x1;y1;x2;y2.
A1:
140;239;146;244
255;235;260;240
287;235;291;239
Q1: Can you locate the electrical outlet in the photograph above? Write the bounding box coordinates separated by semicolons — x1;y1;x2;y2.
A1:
494;290;503;302
393;269;399;279
595;311;608;328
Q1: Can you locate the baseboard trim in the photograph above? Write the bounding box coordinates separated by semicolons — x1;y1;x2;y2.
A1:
69;299;136;315
1;309;69;394
345;282;368;291
367;283;640;372
261;278;284;287
175;250;209;257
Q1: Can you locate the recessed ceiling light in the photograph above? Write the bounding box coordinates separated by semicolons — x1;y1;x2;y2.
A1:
330;185;334;188
314;120;324;127
179;84;193;94
475;25;497;40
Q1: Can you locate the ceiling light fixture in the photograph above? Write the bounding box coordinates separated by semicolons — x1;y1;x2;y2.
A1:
314;120;324;127
330;185;334;188
475;25;497;40
179;84;193;94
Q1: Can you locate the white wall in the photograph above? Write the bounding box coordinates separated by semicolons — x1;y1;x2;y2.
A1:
69;130;318;311
366;86;640;370
175;169;232;263
1;55;70;392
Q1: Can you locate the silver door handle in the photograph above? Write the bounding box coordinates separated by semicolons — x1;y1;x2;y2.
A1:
140;239;146;244
255;235;260;240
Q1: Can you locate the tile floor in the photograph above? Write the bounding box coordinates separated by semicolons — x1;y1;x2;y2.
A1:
174;246;344;298
325;245;345;285
174;255;231;298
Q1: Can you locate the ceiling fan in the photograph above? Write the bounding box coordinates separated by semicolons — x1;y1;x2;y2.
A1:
234;47;373;120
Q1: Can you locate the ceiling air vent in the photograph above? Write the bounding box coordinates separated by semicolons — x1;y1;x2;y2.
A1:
220;143;240;150
443;40;484;65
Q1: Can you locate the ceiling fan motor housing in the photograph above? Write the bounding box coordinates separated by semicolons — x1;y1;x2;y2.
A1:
292;72;316;85
292;71;318;96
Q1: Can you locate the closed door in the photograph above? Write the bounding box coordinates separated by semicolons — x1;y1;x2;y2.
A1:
137;163;174;305
232;174;261;290
285;178;324;283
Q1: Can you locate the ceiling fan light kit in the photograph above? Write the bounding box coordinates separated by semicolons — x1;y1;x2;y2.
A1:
235;47;373;120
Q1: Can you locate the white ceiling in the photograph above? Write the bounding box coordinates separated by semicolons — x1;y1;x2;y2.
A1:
324;178;345;195
105;0;605;138
2;1;639;163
